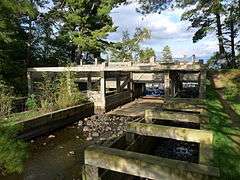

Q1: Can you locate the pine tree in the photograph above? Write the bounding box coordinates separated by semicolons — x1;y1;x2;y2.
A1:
49;0;122;63
162;45;173;63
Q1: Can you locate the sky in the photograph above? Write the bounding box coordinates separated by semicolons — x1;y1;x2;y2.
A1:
42;0;218;60
107;2;218;60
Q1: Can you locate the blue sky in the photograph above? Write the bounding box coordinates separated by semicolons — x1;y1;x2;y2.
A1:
107;2;218;60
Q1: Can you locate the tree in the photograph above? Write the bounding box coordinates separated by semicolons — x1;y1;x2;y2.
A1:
0;0;38;94
48;0;123;64
139;48;156;63
107;27;151;61
162;45;173;63
223;0;240;68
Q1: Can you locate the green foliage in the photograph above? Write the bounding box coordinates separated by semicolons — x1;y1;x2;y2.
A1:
139;48;155;63
0;122;27;175
25;94;38;111
107;27;151;62
0;80;28;175
0;81;13;118
54;71;87;109
36;71;87;112
37;73;58;112
161;45;173;63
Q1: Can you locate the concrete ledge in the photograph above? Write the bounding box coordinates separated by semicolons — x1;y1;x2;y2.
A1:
16;102;94;139
145;109;200;124
127;122;213;144
84;145;220;180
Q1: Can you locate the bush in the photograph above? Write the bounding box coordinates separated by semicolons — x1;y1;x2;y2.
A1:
55;71;87;109
0;123;27;175
37;73;58;112
0;81;13;118
0;81;27;175
25;94;38;111
36;71;87;112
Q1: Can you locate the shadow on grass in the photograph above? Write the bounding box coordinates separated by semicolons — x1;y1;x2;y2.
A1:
206;85;240;179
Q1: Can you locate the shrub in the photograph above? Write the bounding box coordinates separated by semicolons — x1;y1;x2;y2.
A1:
54;71;87;109
25;94;38;111
37;73;57;112
0;81;13;118
0;123;27;175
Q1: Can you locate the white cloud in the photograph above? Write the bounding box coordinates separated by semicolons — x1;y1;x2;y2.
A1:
108;2;218;59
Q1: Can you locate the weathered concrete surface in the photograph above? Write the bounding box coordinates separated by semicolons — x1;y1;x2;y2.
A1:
16;102;94;140
145;109;200;124
127;122;213;144
84;145;219;180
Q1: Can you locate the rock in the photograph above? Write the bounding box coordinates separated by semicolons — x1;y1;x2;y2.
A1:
83;126;90;132
84;118;88;121
92;132;99;137
43;142;47;146
106;126;112;131
86;136;93;141
100;137;106;141
59;146;64;149
48;134;55;138
76;136;80;139
78;121;83;126
69;151;75;155
30;140;34;143
86;121;93;126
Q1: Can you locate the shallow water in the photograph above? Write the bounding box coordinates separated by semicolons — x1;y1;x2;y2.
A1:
2;123;90;180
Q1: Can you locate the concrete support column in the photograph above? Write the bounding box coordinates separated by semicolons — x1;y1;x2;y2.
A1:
164;71;170;98
87;74;92;90
82;165;99;180
116;76;121;93
27;71;33;95
128;72;134;99
199;70;206;99
94;58;98;65
100;71;106;112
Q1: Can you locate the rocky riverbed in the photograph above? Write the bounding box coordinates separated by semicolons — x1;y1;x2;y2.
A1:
78;114;138;142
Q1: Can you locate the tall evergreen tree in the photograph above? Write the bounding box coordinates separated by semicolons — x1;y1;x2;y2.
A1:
48;0;123;64
161;45;173;63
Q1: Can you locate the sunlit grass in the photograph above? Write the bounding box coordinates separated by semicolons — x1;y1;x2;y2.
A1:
206;84;240;179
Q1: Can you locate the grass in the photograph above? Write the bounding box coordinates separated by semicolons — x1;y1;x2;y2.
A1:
212;69;240;117
205;84;240;179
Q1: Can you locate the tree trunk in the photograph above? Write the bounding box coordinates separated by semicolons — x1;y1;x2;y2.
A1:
229;7;236;68
215;13;226;58
71;45;77;63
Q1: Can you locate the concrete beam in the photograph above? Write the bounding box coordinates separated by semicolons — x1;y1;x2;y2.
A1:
84;145;219;180
127;122;213;144
145;110;200;124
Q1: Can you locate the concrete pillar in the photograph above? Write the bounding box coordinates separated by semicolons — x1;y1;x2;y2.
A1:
87;74;92;90
164;71;170;98
145;110;153;123
128;72;134;99
80;59;83;66
100;71;106;112
82;165;99;180
116;76;121;93
95;58;98;65
27;71;33;95
199;70;206;99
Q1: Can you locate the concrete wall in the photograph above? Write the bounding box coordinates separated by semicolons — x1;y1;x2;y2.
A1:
105;91;132;112
16;102;94;139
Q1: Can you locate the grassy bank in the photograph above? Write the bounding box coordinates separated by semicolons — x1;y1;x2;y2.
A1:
206;84;240;179
212;69;240;117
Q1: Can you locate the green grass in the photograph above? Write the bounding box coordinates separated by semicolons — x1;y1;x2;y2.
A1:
206;84;240;179
1;111;44;124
